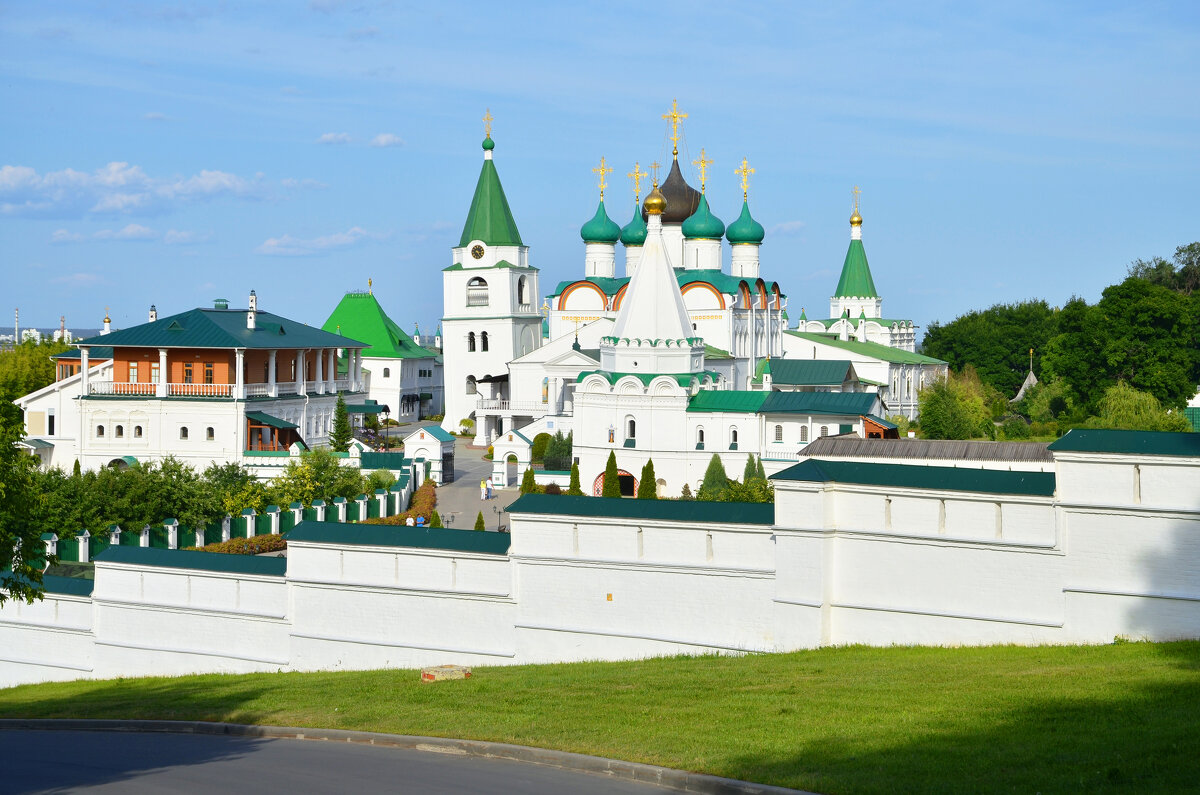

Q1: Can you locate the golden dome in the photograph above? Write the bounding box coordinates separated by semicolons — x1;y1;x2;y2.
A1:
643;185;667;215
849;209;863;226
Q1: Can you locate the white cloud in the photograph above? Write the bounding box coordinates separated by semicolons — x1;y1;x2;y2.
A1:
256;226;384;256
94;223;156;240
0;162;310;218
164;229;208;244
317;132;352;144
770;220;806;235
370;133;404;148
50;229;85;243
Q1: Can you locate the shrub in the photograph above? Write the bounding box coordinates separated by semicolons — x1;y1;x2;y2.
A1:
567;462;583;496
544;431;573;471
362;479;436;526
543;482;562;495
637;459;657;499
519;467;541;495
679;483;694;500
602;451;621;498
531;433;552;463
1001;414;1031;440
474;511;485;531
459;418;475;435
366;468;396;491
186;534;286;555
697;454;729;501
429;510;443;528
484;445;494;461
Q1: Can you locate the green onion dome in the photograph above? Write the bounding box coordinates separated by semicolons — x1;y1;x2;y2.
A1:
482;136;495;151
580;199;621;244
681;194;725;240
620;202;647;246
726;200;765;245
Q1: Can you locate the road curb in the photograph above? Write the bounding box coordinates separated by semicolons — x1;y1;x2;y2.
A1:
0;719;813;794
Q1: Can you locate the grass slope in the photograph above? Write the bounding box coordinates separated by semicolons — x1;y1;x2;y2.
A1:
2;642;1198;793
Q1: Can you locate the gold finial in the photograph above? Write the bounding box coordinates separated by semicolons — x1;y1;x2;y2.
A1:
592;156;613;200
692;148;713;193
735;157;755;201
850;185;863;225
662;98;688;158
482;108;493;138
368;277;373;294
650;160;662;187
104;306;110;323
541;298;550;317
627;161;648;201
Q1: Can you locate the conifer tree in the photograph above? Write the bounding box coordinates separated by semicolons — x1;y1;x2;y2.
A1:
637;459;657;499
429;510;443;528
679;483;694;500
474;511;486;531
567;462;584;495
743;454;757;484
520;467;539;495
698;454;729;502
329;394;353;452
602;451;621;498
72;459;81;477
756;457;766;481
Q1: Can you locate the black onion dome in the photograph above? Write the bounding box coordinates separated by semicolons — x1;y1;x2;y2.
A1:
642;158;701;224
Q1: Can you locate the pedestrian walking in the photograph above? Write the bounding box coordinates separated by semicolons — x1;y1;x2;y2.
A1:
480;479;487;501
486;479;493;500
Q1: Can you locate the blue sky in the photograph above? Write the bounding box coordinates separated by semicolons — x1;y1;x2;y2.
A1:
3;1;1198;340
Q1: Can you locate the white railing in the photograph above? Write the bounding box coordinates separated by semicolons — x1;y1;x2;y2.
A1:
244;383;272;397
88;381;155;396
168;382;233;398
466;288;489;306
276;383;299;396
476;399;549;414
517;303;533;313
333;379;352;392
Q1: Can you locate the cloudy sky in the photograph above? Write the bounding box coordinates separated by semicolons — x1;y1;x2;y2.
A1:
3;1;1198;340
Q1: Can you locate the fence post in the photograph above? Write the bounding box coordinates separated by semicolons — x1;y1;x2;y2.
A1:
312;499;326;522
41;533;58;566
241;508;256;538
163;518;179;549
194;526;206;548
266;505;281;535
289;501;303;527
221;516;231;543
139;525;150;547
375;489;388;517
78;529;90;563
109;524;121;546
334;496;347;522
355;493;368;522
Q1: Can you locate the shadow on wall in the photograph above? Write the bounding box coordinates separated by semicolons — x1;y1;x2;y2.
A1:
725;643;1200;794
1125;519;1200;644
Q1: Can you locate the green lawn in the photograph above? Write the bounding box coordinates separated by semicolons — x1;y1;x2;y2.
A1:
2;642;1197;794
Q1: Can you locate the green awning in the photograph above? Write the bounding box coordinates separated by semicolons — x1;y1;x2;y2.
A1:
246;411;299;430
18;438;54;449
119;455;138;465
347;403;389;414
419;392;433;400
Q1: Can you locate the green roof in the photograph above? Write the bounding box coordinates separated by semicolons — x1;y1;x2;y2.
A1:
549;270;783;300
726;200;765;245
346;402;388;414
77;308;366;351
359;452;412;469
704;344;733;360
95;546;288;576
408;425;455;442
1047;428;1200;457
507;494;776;525
772;458;1057;497
803;317;915;329
287;521;510;554
756;359;855;386
458;153;523;247
865;414;899;430
577;370;720;388
834;238;878;298
54;346;112;360
580;198;621;243
681;193;725;240
17;437;54;449
620;201;647;246
246;411;298;430
687;390;878;416
785;331;946;365
322;292;435;360
42;574;95;597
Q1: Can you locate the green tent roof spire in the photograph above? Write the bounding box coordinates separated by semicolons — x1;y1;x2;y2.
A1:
322;292;437;360
458;138;523;248
833;238;878;298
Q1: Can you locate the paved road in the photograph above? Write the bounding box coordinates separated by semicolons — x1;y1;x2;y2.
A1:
2;730;672;794
433;436;523;532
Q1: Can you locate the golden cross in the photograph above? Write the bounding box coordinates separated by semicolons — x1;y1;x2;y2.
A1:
662;98;688;157
735;157;755;201
368;277;373;294
482;108;494;138
627;161;648;201
650;160;661;187
851;185;861;213
592;156;613;199
692;148;713;193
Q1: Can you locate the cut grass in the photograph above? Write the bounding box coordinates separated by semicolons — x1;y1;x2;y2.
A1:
2;642;1197;794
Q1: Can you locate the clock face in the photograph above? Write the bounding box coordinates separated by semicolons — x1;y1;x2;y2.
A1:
471;244;485;260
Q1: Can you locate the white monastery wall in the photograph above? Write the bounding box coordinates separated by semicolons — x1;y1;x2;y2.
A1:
0;591;94;686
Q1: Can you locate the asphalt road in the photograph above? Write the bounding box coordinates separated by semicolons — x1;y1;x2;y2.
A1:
2;730;672;794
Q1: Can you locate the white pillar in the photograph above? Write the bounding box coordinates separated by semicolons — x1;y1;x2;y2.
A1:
80;348;90;396
77;530;90;563
327;349;337;392
297;350;307;395
164;519;178;550
315;348;324;395
268;349;277;397
157;348;168;397
234;349;245;399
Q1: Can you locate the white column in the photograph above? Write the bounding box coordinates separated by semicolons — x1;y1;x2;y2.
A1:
268;350;277;397
353;350;362;390
234;349;245;399
80;348;90;395
297;350;306;395
156;348;168;397
327;348;336;392
315;347;325;395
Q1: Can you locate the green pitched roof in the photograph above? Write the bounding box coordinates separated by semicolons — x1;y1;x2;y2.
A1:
508;494;775;525
322;292;435;360
77;308;365;351
54;346;113;360
288;521;510;555
772;458;1057;497
688;390;879;416
785;331;946;365
577;370;720;388
96;546;288;576
1048;428;1200;457
408;424;455;442
458;154;523;247
834;238;878;298
756;359;855;386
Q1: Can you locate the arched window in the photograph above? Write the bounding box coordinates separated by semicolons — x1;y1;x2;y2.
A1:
906;376;912;398
481;331;489;352
696;428;705;449
626;416;636;441
134;425;143;438
820;425;829;437
383;368;390;378
466;276;489;306
96;425;105;438
466;376;477;395
517;276;528;306
729;427;739;449
206;427;215;441
180;427;189;440
800;426;809;443
774;424;783;442
467;332;476;352
115;425;124;438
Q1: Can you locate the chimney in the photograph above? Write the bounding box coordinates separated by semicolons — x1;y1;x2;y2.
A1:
247;290;257;330
149;305;157;323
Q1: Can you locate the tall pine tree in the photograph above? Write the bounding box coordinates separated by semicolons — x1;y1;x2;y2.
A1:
602;451;622;497
637;459;657;499
329;394;353;452
698;454;729;502
567;462;584;495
